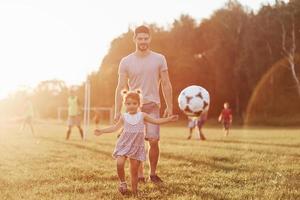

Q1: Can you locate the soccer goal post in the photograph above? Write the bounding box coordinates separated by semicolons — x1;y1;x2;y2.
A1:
83;80;91;140
57;80;114;139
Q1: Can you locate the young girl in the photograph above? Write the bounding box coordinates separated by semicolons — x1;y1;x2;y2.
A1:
94;90;178;195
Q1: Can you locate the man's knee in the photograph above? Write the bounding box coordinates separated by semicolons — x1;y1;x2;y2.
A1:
148;139;159;148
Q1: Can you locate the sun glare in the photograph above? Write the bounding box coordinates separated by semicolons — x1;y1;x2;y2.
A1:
0;0;278;99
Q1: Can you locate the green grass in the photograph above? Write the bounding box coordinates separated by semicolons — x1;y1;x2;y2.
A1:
0;122;299;200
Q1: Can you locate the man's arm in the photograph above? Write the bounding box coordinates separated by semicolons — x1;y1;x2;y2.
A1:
160;70;173;117
114;74;128;121
143;113;178;124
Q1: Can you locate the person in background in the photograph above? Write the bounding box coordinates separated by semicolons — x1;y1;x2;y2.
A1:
218;102;233;136
66;89;83;140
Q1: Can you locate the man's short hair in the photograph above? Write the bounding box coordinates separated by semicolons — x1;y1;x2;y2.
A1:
134;25;150;36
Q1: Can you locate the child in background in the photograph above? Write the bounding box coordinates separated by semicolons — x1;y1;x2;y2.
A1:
187;111;207;140
218;102;233;136
94;90;178;196
93;110;101;129
19;98;35;136
187;117;197;139
66;89;83;140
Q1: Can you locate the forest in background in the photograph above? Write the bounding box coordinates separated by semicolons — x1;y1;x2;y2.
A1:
1;0;300;125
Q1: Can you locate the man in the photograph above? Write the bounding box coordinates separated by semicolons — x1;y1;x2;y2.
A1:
19;98;35;136
114;25;173;183
66;89;83;140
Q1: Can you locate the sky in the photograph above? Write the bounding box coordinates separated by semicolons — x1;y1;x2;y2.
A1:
0;0;281;99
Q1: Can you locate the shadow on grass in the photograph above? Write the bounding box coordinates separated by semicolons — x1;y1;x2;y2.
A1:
139;182;228;200
164;136;299;148
210;139;300;148
160;152;246;172
203;143;300;158
9;172;118;193
38;136;113;158
164;140;300;158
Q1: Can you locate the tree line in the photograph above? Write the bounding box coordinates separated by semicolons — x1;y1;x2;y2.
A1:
1;0;299;125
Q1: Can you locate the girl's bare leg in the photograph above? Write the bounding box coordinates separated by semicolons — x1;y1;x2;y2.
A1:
117;156;126;182
138;162;144;179
130;158;141;195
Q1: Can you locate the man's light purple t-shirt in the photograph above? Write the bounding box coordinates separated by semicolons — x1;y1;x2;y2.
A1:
118;51;168;105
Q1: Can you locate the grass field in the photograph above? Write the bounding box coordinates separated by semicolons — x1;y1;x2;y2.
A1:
0;122;299;200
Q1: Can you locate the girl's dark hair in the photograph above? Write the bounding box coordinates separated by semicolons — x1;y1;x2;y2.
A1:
122;89;142;105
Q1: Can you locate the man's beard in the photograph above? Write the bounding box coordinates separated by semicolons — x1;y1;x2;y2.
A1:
138;44;149;51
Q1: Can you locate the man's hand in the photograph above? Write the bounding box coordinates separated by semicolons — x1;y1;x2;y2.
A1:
163;107;173;118
114;112;121;123
169;115;179;122
94;129;103;136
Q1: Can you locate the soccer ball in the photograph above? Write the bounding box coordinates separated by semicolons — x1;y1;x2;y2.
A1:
178;85;210;117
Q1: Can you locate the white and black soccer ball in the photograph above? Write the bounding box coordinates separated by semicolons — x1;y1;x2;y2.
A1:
178;85;210;117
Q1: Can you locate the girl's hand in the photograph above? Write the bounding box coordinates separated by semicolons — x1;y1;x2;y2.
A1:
169;115;179;122
94;129;103;136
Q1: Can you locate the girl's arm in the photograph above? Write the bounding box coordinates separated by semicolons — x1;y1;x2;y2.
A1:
143;112;178;125
94;117;123;136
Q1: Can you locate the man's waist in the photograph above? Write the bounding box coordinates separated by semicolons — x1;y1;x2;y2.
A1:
142;99;160;107
143;99;152;104
141;95;160;103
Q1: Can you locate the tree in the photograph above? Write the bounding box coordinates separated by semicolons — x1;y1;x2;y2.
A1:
33;79;68;118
